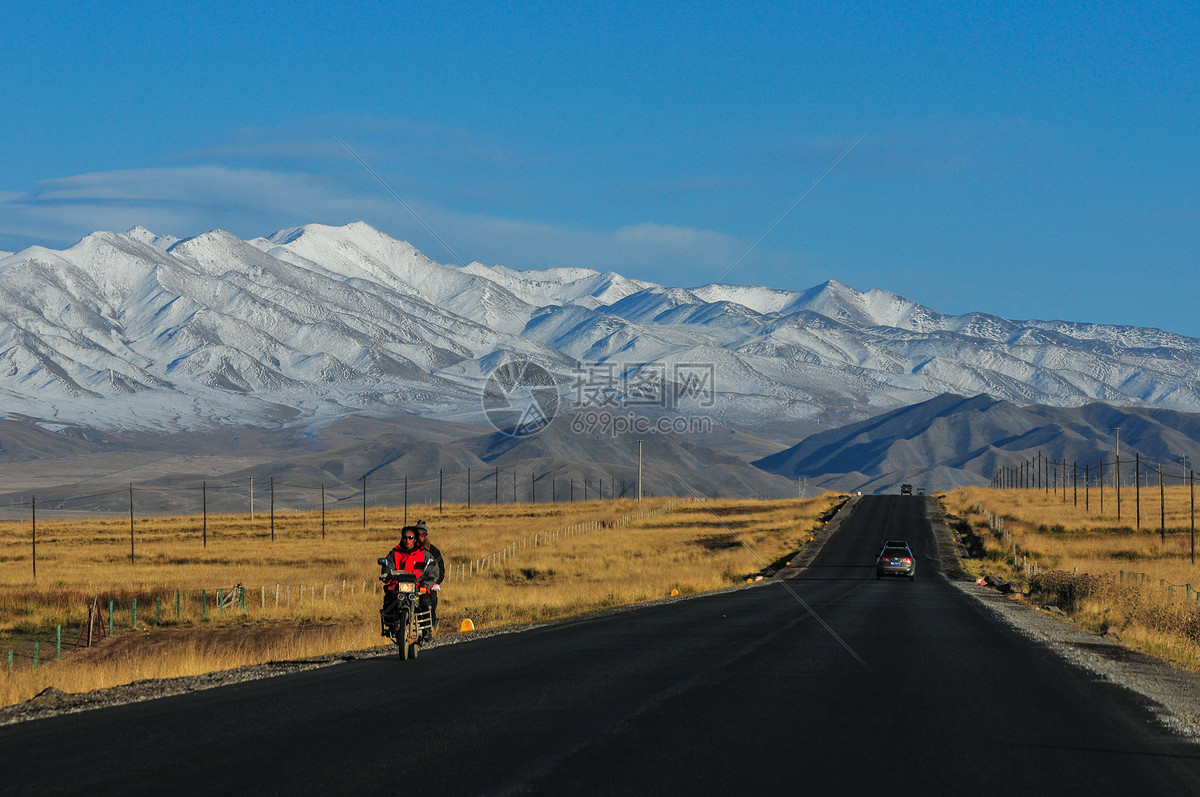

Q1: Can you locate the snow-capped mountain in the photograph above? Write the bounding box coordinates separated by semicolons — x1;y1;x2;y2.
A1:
1;221;1199;433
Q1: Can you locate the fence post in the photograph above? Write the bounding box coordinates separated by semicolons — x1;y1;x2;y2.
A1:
156;596;162;624
56;625;61;660
108;600;114;636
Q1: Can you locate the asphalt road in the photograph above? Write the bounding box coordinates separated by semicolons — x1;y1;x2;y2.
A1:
5;495;1200;795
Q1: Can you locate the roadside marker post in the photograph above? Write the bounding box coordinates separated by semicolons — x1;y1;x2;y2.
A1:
132;598;137;628
56;625;61;660
108;601;114;636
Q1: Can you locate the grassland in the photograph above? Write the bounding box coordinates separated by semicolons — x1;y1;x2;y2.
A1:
0;494;841;708
945;485;1200;669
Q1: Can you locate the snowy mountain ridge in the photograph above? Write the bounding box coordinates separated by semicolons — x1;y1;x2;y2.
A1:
1;220;1198;434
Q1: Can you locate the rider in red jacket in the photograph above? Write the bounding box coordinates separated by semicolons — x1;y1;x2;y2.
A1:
385;528;430;584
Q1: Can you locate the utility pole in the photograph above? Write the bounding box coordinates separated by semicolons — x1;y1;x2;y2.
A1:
637;440;643;503
1160;465;1166;545
1115;428;1121;521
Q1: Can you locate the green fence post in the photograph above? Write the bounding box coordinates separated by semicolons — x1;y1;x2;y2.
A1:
108;600;114;636
33;642;39;669
132;598;137;628
176;589;181;620
7;650;11;670
240;585;246;613
202;589;207;618
156;596;162;624
217;588;223;611
56;625;61;660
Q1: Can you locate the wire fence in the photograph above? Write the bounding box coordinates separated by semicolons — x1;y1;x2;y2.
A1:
1;464;646;520
990;450;1198;550
3;464;655;579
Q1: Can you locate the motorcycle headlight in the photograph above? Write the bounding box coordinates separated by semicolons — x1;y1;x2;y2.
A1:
398;582;415;593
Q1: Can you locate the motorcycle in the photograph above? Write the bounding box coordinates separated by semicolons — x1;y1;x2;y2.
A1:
378;557;434;660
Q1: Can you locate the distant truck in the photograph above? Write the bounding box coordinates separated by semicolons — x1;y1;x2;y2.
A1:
900;484;913;495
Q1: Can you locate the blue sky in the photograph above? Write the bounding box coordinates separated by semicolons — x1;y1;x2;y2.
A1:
2;1;1197;335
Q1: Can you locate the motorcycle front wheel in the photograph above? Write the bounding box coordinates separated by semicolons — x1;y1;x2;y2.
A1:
398;607;414;660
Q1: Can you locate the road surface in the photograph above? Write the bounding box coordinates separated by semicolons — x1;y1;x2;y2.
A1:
4;495;1200;795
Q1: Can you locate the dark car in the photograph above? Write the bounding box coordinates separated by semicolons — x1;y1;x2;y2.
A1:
876;546;915;581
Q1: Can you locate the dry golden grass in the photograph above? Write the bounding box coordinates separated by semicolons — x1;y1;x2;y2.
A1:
0;494;841;708
946;486;1200;670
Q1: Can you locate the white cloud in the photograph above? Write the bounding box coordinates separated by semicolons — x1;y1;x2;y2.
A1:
0;165;764;287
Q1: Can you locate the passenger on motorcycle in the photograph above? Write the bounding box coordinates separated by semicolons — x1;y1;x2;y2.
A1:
381;526;440;632
416;520;444;636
